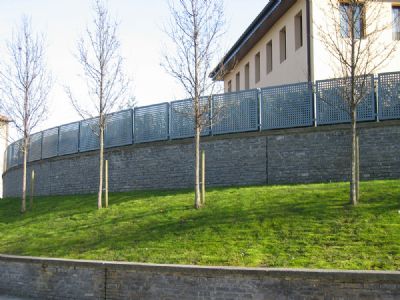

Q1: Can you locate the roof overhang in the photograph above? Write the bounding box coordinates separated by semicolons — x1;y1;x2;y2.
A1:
0;115;11;123
210;0;298;81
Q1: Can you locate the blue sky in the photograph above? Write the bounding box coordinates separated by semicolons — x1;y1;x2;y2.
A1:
0;0;266;131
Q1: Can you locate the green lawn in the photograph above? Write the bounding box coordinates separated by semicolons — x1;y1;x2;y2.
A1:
0;180;399;270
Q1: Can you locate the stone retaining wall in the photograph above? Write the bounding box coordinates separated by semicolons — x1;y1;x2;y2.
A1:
3;121;400;197
0;255;399;299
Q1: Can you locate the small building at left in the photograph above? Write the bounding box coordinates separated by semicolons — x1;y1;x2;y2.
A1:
0;115;10;198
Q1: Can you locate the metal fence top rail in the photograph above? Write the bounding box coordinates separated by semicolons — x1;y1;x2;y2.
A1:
134;102;169;110
378;71;400;77
260;81;311;90
213;88;259;97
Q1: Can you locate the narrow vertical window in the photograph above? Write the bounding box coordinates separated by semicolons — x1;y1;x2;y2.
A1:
280;27;286;63
235;72;240;91
354;5;364;39
340;3;365;39
393;6;400;40
245;63;250;89
295;11;303;50
255;52;260;83
266;40;273;74
227;80;232;92
340;3;350;37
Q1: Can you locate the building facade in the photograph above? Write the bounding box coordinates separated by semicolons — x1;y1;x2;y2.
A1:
211;0;400;91
0;116;10;198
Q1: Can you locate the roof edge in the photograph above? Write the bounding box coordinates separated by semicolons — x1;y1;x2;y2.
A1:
0;115;11;122
210;0;282;80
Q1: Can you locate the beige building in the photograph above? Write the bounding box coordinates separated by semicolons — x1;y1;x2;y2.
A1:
211;0;400;91
0;115;10;198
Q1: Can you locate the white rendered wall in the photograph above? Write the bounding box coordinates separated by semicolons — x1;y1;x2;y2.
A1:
223;0;400;90
223;0;308;92
0;121;8;198
311;0;400;81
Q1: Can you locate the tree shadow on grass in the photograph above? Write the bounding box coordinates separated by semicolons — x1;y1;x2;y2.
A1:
0;190;352;259
0;188;193;225
1;181;399;263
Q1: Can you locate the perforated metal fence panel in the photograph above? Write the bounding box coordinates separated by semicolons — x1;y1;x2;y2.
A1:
42;127;59;159
316;75;375;125
58;122;79;155
378;72;400;120
212;90;259;134
5;145;11;169
9;72;400;172
260;82;313;130
28;133;42;162
79;118;100;152
9;142;17;168
170;97;210;139
7;141;22;168
134;103;169;143
10;140;23;167
170;99;195;139
7;144;14;168
105;110;133;148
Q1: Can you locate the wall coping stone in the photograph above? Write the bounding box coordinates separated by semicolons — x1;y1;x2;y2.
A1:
1;254;399;282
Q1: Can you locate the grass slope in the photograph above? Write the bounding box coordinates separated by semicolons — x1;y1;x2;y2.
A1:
0;180;399;270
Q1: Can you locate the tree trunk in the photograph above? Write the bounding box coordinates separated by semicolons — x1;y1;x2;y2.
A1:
356;134;360;201
194;125;201;209
98;126;104;209
21;137;28;213
350;107;358;205
201;149;205;205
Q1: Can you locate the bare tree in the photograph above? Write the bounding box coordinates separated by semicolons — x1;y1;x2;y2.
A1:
317;0;397;205
0;17;51;213
66;0;132;209
163;0;225;209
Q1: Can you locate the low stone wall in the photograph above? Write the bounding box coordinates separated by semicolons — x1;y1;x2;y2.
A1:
0;254;399;299
3;121;400;197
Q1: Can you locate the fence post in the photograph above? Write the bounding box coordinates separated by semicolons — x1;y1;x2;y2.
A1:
257;88;262;131
77;121;81;152
131;108;135;144
168;103;172;140
40;131;44;160
375;76;380;122
209;96;212;136
313;82;318;127
56;126;60;156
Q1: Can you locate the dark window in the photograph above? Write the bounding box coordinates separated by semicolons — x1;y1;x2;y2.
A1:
245;63;250;89
266;40;273;73
280;27;286;63
393;6;400;40
255;52;260;83
340;3;365;39
227;80;232;92
235;72;240;91
279;27;286;62
295;11;303;50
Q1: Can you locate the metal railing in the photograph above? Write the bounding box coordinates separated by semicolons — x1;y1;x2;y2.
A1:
4;71;400;170
316;75;376;125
